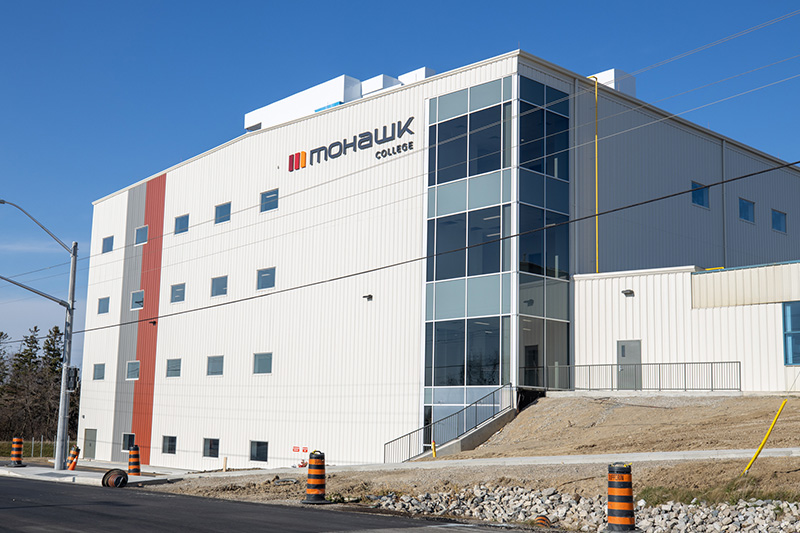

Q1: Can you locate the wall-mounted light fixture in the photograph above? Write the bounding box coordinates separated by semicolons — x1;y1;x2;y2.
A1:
621;289;635;297
363;294;373;301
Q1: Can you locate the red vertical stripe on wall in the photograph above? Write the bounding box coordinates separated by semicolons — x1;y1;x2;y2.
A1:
295;152;301;170
131;173;166;465
288;154;294;172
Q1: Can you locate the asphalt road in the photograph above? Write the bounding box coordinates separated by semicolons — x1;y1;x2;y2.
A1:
0;477;510;532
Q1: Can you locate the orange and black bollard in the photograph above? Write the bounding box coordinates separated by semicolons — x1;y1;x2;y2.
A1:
532;515;552;528
607;462;637;531
9;437;24;467
67;446;80;470
127;445;141;476
302;450;332;504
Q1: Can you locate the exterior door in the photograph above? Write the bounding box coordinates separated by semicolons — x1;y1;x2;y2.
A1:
617;340;642;390
84;429;97;460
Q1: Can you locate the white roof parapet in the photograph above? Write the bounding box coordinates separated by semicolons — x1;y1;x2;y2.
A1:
589;68;636;98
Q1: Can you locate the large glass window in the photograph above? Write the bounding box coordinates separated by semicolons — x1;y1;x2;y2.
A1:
691;182;709;208
203;438;219;458
519;316;544;387
425;323;433;386
436;116;468;183
519;102;544;173
466;317;499;385
468;105;501;176
175;214;189;235
435;214;466;280
468;207;501;276
520;169;544;208
545;111;569;180
250;441;269;462
102;236;114;254
215;202;231;224
739;198;755;222
773;210;787;233
519;205;544;274
434;320;465;386
211;276;228;297
545;211;569;279
260;189;279;213
785;302;800;365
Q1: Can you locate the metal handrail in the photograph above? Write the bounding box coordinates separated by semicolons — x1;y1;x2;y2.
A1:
384;384;514;464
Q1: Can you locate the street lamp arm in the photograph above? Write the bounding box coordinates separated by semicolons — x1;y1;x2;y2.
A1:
0;199;71;254
0;273;70;308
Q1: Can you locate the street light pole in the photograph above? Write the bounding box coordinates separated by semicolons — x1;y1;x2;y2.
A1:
0;199;77;470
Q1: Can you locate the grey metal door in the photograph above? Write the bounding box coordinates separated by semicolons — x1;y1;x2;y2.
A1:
84;429;97;459
617;340;642;390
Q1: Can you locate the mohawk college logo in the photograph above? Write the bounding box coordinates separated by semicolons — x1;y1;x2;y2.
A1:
288;117;415;173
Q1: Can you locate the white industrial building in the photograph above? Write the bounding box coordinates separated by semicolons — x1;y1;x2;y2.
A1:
78;50;800;470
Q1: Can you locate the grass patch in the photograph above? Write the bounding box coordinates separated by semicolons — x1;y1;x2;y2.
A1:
638;476;800;506
0;440;57;458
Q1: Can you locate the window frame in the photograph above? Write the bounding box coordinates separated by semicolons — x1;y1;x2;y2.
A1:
773;209;787;233
214;202;231;224
131;290;144;310
256;267;276;291
102;236;114;254
162;435;177;455
691;181;709;209
166;358;181;378
93;363;105;380
207;355;224;377
174;214;189;235
170;283;186;303
98;296;110;314
134;225;149;246
126;361;140;381
738;198;755;223
260;189;279;213
203;438;220;458
253;352;273;375
122;433;136;452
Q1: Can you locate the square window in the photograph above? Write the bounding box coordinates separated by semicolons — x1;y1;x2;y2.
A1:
93;363;105;380
163;436;177;454
260;189;279;213
166;358;181;378
211;276;228;297
739;198;755;222
175;214;189;235
135;225;148;245
171;283;186;303
207;355;224;376
254;353;272;374
98;297;110;314
785;302;800;365
122;433;135;451
126;361;140;380
131;290;144;310
203;438;219;458
215;202;231;224
250;441;269;462
773;209;787;233
102;236;114;254
256;268;275;290
691;182;709;208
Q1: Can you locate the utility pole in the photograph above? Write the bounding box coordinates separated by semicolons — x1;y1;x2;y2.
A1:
0;199;78;470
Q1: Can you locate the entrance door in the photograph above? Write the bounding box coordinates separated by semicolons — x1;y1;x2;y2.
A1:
84;429;97;460
617;341;642;390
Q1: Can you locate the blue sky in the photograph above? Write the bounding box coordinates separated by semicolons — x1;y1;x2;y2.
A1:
1;1;799;362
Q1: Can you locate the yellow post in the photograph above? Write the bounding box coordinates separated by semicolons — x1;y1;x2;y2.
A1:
431;440;437;458
742;399;787;476
587;76;599;273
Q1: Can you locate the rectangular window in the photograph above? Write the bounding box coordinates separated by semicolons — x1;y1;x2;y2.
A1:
126;361;140;380
175;214;189;235
166;358;181;378
162;436;177;454
134;225;148;245
691;182;709;208
773;209;787;233
171;283;186;303
203;438;219;458
785;302;800;365
211;276;228;297
250;441;269;462
98;297;110;314
93;363;105;380
122;433;136;451
102;236;114;254
739;198;755;222
260;189;279;213
254;353;273;374
131;290;144;310
215;202;231;224
256;268;275;290
207;355;224;376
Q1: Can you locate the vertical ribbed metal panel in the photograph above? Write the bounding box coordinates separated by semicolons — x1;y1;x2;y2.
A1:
692;262;800;308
